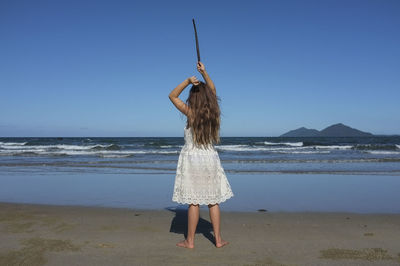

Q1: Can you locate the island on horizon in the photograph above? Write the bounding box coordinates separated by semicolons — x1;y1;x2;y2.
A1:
280;123;374;137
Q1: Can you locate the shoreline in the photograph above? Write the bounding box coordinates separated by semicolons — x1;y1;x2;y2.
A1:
2;200;400;215
1;201;400;266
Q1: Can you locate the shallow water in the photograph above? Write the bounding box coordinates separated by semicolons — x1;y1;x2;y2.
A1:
1;171;399;213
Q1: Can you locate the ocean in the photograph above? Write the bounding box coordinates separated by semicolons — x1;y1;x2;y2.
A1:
1;135;400;175
1;135;400;212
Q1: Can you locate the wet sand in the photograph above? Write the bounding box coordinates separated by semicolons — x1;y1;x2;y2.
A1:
0;202;400;266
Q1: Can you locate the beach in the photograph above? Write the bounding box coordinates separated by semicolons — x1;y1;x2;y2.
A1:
1;137;400;265
1;202;400;266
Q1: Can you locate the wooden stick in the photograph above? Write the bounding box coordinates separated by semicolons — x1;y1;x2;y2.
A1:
192;19;201;62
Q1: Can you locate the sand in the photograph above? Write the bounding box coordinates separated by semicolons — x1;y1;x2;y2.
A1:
0;202;400;266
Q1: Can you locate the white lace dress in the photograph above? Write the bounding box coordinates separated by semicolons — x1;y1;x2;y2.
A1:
172;126;234;205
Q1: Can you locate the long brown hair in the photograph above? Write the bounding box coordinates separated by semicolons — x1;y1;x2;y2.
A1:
186;81;221;148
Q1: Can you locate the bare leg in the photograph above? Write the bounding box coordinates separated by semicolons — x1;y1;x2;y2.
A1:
176;204;199;248
208;203;229;248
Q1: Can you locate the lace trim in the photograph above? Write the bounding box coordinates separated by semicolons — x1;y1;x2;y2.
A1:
172;159;234;205
172;190;234;205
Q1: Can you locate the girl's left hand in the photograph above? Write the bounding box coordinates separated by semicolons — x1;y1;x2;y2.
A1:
197;61;206;74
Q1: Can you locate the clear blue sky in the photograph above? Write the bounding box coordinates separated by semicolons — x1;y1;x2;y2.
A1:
1;0;399;137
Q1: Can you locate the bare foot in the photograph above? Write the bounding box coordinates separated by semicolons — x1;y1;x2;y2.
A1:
176;239;194;249
215;239;229;248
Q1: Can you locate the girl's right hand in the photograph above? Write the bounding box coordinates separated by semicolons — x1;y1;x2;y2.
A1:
188;76;200;85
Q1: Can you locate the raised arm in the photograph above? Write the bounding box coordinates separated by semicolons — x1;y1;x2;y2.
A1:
197;62;216;95
168;76;199;116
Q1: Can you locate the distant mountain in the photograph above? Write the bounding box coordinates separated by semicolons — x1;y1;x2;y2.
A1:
318;123;373;137
280;123;373;137
280;127;320;137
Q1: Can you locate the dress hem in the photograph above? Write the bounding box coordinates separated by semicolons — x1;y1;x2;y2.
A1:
172;193;234;206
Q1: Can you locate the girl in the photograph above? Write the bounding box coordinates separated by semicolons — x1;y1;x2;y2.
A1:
168;61;234;249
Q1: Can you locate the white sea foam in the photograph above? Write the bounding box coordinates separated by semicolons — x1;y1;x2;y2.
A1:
278;150;330;154
50;150;93;155
216;145;270;152
0;141;27;146
0;148;179;157
314;145;353;150
99;154;131;158
231;142;351;150
0;145;31;150
260;147;308;151
57;144;119;150
63;149;177;156
366;151;400;155
264;141;303;147
215;144;329;154
0;148;47;153
396;144;400;149
0;143;117;151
